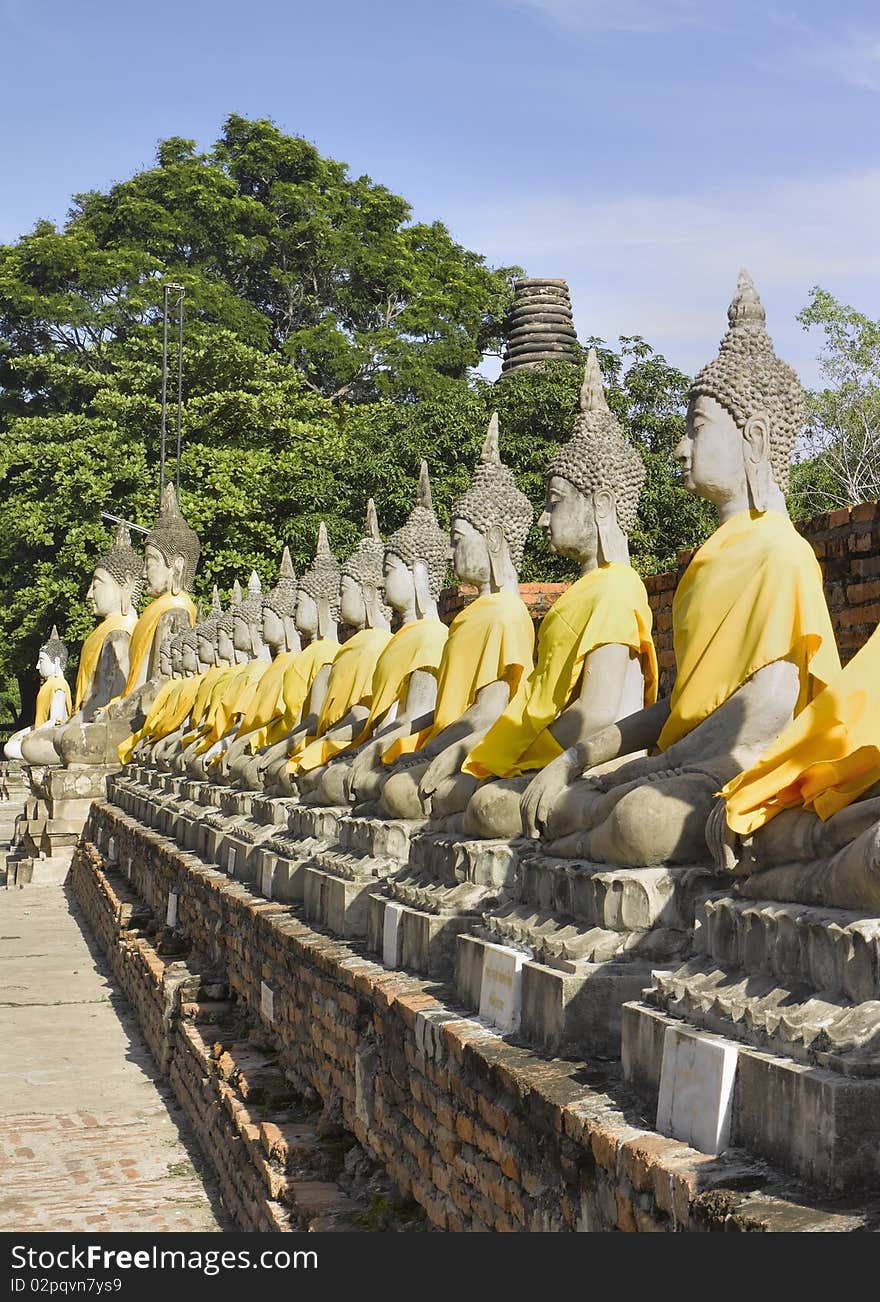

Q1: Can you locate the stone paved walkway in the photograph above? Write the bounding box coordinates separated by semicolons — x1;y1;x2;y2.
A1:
0;875;230;1232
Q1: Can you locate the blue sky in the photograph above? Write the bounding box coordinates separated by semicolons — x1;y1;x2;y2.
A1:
2;0;879;383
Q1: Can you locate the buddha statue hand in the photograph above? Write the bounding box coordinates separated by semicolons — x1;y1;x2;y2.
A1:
705;797;749;874
520;747;585;838
418;746;466;807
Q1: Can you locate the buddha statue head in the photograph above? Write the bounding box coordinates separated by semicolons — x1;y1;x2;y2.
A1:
233;570;265;660
142;483;201;599
216;581;242;666
88;522;142;618
677;270;802;516
543;348;645;566
262;547;300;654
169;632;188;679
384;461;449;621
193;587;222;670
37;625;68;681
340;499;390;631
296;523;341;641
450;412;534;590
157;631;174;680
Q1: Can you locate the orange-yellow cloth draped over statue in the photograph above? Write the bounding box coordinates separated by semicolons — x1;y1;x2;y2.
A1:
295;618;449;773
463;564;657;780
122;592;196;696
34;676;72;728
230;650;300;752
203;659;269;749
289;627;392;773
657;510;839;752
117;673;204;765
75;612;138;712
722;622;880;834
382;591;535;764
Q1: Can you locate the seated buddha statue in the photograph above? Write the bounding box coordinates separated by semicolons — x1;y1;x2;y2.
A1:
378;412;536;820
707;618;880;910
56;484;199;767
308;464;450;808
177;582;245;776
4;628;72;762
520;271;841;867
148;592;225;769
437;349;659;838
121;628;201;765
20;524;142;766
253;523;343;792
280;501;393;797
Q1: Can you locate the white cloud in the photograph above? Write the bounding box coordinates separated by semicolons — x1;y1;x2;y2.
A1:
448;168;880;385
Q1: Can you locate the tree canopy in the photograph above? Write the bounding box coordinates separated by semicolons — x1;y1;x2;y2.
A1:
0;114;712;723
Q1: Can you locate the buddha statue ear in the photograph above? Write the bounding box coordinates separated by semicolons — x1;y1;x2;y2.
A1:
361;580;379;627
170;555;186;597
486;522;518;591
594;488;629;564
742;413;772;513
316;593;333;637
119;577;134;617
412;561;433;618
282;614;300;653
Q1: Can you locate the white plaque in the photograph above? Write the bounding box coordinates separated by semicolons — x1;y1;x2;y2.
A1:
260;857;274;899
656;1025;739;1155
124;855;132;880
260;980;275;1022
166;892;178;928
227;846;236;876
107;836;117;863
478;942;525;1033
382;901;404;968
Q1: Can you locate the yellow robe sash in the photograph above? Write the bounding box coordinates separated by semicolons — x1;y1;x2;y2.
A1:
208;659;270;746
34;676;72;728
75;612;137;711
232;650;301;752
658;510;839;752
296;617;448;773
271;639;340;742
722;623;880;834
117;673;204;765
464;564;658;780
289;627;392;773
382;591;535;764
122;592;196;696
185;665;237;748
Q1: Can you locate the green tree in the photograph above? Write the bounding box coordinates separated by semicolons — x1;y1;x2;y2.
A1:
789;288;880;518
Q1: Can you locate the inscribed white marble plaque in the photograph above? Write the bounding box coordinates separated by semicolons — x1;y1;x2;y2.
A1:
227;846;236;876
656;1024;739;1155
260;857;274;899
383;901;404;968
260;980;275;1023
478;942;525;1033
166;892;178;928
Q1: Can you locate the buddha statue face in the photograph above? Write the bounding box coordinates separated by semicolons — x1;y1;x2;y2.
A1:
196;634;215;669
87;565;127;618
383;554;416;616
36;650;61;680
183;642;200;675
340;575;367;629
450;518;491;587
217;626;235;665
233;614;257;657
295;591;319;639
539;475;598;563
143;543;185;599
675;395;757;509
262;606;284;649
171;645;184;678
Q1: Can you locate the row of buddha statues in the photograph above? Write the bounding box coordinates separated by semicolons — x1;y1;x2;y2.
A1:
10;270;880;914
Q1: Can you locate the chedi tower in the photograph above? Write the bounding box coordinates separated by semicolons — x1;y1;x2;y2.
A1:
500;277;579;374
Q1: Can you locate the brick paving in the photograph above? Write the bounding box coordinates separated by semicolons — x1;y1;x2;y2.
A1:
0;876;230;1232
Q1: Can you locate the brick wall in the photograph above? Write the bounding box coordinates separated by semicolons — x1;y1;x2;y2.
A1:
71;803;872;1234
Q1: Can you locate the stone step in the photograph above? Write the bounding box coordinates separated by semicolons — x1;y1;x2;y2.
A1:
407;832;521;890
698;894;880;1002
518;854;724;933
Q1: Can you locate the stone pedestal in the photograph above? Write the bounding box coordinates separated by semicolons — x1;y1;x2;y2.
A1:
621;893;880;1192
36;765;117;856
302;815;423;939
453;853;724;1059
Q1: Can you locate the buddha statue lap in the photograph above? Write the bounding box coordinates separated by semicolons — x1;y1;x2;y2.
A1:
377;413;536;821
147;592;224;769
57;484;199;767
4;628;72;763
707;618;880;911
449;350;658;839
520;272;841;868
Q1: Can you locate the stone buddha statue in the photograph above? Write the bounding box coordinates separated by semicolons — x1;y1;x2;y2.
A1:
149;595;226;769
280;501;393;796
19;524;142;766
378;412;536;820
520;271;841;868
438;349;659;838
57;483;200;767
252;523;343;792
220;548;303;783
707;617;880;910
4;628;72;762
307;463;451;808
178;582;244;776
121;627;201;765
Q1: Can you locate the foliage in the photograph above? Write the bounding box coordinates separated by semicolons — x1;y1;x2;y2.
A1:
789;288;880;517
